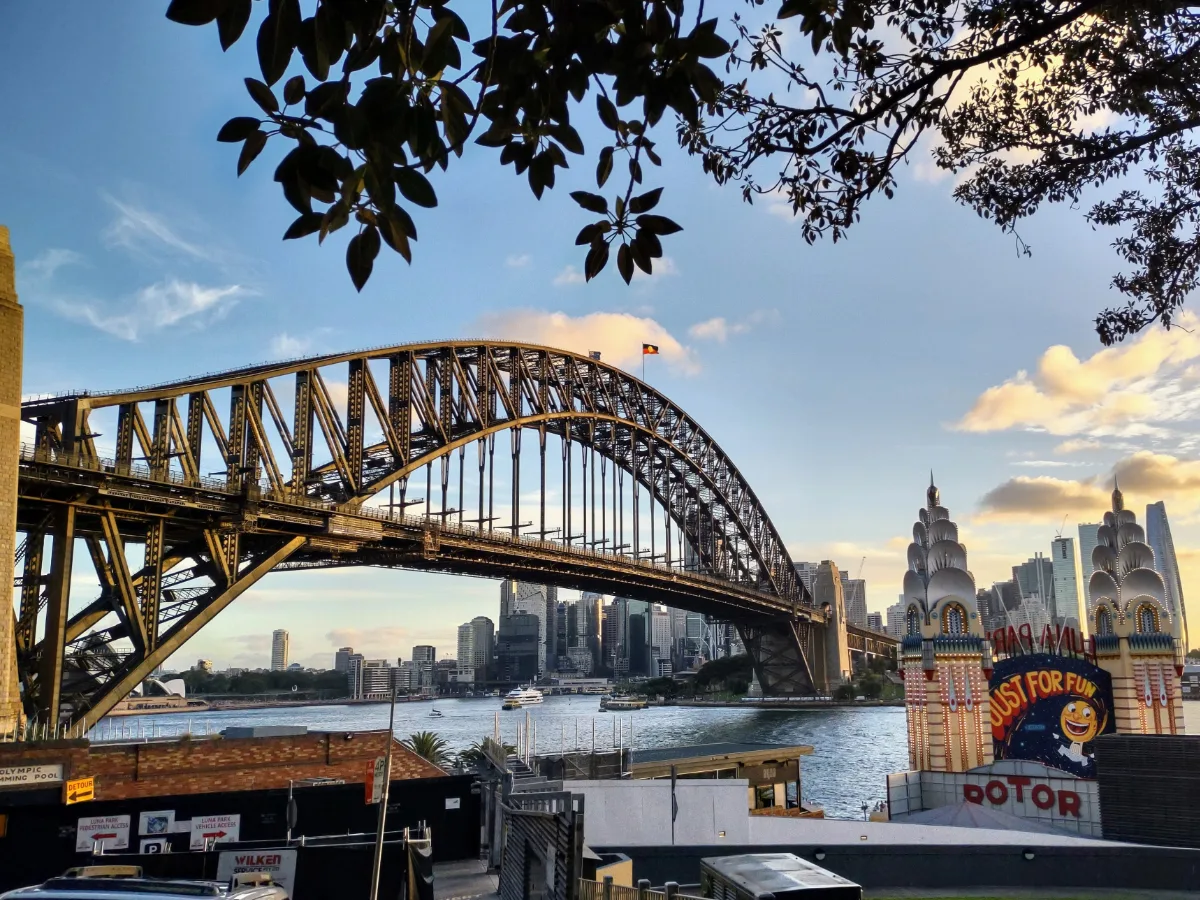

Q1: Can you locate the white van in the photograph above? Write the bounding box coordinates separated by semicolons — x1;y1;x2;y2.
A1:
1;866;288;900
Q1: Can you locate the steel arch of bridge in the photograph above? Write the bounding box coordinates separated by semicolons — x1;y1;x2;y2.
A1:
16;341;834;727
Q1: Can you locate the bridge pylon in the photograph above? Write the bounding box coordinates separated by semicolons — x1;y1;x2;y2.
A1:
0;226;24;733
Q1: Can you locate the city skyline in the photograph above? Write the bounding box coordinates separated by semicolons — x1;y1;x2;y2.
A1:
5;7;1200;671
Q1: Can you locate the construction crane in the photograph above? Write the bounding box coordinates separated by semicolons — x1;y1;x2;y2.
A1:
1055;515;1069;539
856;556;866;580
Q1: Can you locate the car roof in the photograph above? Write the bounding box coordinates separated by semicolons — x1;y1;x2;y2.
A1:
0;879;285;900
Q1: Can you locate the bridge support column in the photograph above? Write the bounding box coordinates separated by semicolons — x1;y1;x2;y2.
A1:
37;505;74;725
814;560;851;688
0;226;24;733
739;620;817;695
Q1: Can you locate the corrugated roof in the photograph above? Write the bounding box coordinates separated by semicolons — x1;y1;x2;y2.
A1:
632;742;810;763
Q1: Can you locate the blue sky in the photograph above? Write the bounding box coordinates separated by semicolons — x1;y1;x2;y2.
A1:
4;4;1198;669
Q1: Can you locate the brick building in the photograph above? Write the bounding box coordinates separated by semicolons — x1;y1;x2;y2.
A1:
0;729;445;802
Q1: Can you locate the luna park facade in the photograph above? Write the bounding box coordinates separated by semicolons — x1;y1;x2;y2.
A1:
886;479;1186;837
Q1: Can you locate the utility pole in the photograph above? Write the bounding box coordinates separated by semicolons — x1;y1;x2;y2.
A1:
369;686;398;900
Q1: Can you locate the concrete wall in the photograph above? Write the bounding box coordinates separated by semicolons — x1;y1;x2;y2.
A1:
565;779;750;846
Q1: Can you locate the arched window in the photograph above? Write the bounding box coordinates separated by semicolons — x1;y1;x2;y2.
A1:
1096;607;1113;636
906;606;920;636
1137;604;1158;634
942;603;965;635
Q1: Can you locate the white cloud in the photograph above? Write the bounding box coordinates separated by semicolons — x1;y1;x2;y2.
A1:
21;248;84;282
505;254;531;268
690;317;732;342
632;256;679;281
689;309;779;342
53;279;245;341
553;265;586;286
1055;438;1105;454
474;308;701;375
270;332;313;358
1010;459;1090;468
955;312;1200;445
102;194;215;261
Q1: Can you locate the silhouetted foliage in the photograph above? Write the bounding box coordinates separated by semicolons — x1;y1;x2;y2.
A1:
168;0;1200;342
402;730;451;767
174;668;349;696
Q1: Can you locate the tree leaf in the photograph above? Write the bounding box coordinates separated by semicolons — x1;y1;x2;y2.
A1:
216;0;252;50
256;0;301;86
165;0;227;26
596;95;619;131
596;147;614;188
237;131;268;176
245;78;279;114
283;75;306;106
570;191;608;214
283;212;324;240
378;211;413;263
617;242;633;284
584;241;610;281
629;187;663;214
346;226;381;291
395;167;438;208
629;234;652;274
217;116;261;142
636;214;683;235
550;123;585;155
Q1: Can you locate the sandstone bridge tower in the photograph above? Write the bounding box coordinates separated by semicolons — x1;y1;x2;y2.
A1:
0;226;24;732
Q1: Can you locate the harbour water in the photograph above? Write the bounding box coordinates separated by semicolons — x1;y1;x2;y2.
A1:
90;699;1200;821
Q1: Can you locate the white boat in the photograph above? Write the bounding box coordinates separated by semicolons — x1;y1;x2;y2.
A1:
600;695;648;711
502;687;545;709
429;709;443;718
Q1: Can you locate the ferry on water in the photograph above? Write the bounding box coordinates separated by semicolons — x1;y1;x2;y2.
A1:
502;687;545;709
600;695;648;711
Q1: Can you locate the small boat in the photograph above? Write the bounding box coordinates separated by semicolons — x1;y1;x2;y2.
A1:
600;695;648;711
429;709;443;718
502;686;545;710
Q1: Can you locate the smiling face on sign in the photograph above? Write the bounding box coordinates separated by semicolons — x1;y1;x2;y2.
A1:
1060;699;1099;743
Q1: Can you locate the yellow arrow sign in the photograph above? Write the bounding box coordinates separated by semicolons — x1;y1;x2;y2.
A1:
65;776;94;805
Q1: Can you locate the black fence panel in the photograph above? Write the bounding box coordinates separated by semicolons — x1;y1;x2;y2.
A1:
0;775;479;893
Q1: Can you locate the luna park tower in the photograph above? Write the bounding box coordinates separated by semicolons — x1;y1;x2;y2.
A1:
900;476;993;773
1085;482;1185;735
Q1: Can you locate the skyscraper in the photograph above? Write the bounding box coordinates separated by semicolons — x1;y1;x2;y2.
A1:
886;598;905;637
866;612;883;630
840;572;867;626
500;579;550;675
1147;502;1189;649
271;629;289;671
1050;536;1083;627
581;592;603;670
1012;554;1055;621
651;605;672;663
334;647;353;672
1077;522;1101;618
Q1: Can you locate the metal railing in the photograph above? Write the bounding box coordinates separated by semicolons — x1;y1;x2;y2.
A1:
578;878;701;900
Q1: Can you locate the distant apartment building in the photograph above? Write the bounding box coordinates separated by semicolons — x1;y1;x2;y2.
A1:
793;562;820;597
1147;501;1189;648
411;645;436;687
651;605;672;662
866;612;883;631
1050;536;1083;628
346;653;364;697
271;629;290;671
456;616;495;683
886;599;905;637
334;646;353;672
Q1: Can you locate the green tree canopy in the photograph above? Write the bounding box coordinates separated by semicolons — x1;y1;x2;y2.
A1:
402;730;452;767
169;0;1200;343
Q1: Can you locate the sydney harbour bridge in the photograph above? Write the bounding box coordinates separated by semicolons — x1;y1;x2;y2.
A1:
14;341;897;728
